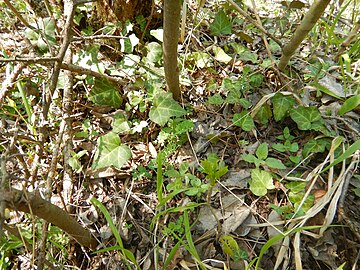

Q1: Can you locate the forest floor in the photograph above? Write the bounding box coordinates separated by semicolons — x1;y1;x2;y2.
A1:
0;1;360;270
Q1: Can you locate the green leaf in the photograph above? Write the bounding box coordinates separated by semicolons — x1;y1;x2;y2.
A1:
208;93;224;105
321;140;360;173
265;158;286;169
242;154;263;168
112;112;131;134
149;92;186;126
146;42;163;63
88;78;122;108
210;10;232;35
249;169;275;196
285;181;306;193
220;235;247;261
302;138;329;157
290;106;322;130
272;93;296;121
232;111;255;131
189;52;212;68
231;43;258;63
256;103;272;125
256;143;268;160
213;46;232;64
92;132;132;170
272;143;287;152
338;94;360;115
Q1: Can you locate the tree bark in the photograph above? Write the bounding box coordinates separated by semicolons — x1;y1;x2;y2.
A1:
278;0;331;71
163;0;181;101
1;188;97;249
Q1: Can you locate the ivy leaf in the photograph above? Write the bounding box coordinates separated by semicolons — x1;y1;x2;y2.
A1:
92;132;132;170
149;92;186;126
88;78;122;108
146;42;163;63
210;10;232;35
290;106;322;130
232;111;255;131
302;138;329;157
256;103;272;124
272;93;295;121
249;169;275;196
208;93;224;105
213;46;232;64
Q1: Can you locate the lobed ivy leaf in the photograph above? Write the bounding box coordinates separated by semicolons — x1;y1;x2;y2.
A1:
290;106;322;130
213;46;232;64
302;138;329;157
210;10;232;35
232;111;255;131
88;78;122;108
208;93;224;105
272;93;296;122
149;92;186;126
249;169;275;196
92;132;132;170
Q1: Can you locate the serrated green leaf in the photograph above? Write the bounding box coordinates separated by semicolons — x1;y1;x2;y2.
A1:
232;111;255;131
256;143;268;160
290;106;322;130
213;46;232;63
338;94;360;115
265;157;286;169
88;78;122;108
272;93;296;121
92;132;132;170
149;92;186;126
249;169;275;196
210;10;232;35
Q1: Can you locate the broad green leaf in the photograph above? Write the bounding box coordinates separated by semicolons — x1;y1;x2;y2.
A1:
265;158;286;169
146;42;163;63
256;104;272;124
249;169;275;196
285;181;306;193
210;10;232;35
231;43;258;63
88;78;122;108
272;93;296;121
272;143;287;152
189;52;212;68
213;46;232;64
290;106;322;130
302;138;329;157
226;89;241;104
149;92;186;126
150;29;164;42
242;154;263;168
92;132;132;170
208;93;224;105
232;111;255;131
338;94;360;115
256;143;268;160
112;112;131;134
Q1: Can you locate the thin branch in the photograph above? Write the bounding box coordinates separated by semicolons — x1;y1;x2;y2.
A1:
44;0;76;118
227;0;283;47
